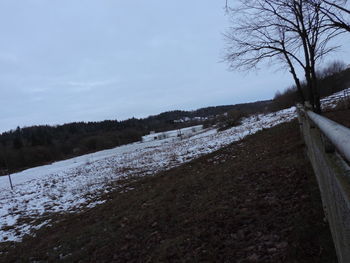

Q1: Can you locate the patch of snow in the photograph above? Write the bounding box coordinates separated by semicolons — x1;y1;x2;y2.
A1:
321;87;350;109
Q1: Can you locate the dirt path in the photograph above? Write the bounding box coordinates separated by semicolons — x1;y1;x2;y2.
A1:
1;121;336;262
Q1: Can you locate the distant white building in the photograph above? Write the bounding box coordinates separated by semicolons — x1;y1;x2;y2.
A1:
142;125;204;142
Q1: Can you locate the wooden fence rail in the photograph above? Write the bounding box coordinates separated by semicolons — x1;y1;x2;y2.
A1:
297;105;350;263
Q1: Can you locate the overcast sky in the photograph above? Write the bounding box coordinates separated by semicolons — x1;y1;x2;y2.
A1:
0;0;349;133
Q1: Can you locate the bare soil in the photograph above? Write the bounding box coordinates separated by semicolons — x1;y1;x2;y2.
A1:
0;121;336;262
325;108;350;128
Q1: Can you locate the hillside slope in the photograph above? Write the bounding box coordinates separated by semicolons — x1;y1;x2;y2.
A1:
1;121;336;262
0;100;270;175
0;108;296;243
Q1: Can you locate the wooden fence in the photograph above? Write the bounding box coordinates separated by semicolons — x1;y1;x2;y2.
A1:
297;105;350;263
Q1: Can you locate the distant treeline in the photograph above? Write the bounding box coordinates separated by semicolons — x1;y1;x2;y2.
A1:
0;100;270;174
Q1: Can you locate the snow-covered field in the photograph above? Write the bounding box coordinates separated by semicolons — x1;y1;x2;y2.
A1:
0;89;348;243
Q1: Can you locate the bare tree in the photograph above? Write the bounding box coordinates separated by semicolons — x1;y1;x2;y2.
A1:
224;0;341;112
224;4;306;102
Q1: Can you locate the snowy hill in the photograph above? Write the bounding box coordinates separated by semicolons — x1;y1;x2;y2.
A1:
0;107;296;242
0;88;348;243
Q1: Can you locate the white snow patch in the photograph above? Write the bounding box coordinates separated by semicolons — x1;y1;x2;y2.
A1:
321;87;350;109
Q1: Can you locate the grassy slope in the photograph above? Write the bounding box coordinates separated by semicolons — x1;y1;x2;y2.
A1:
1;121;336;262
